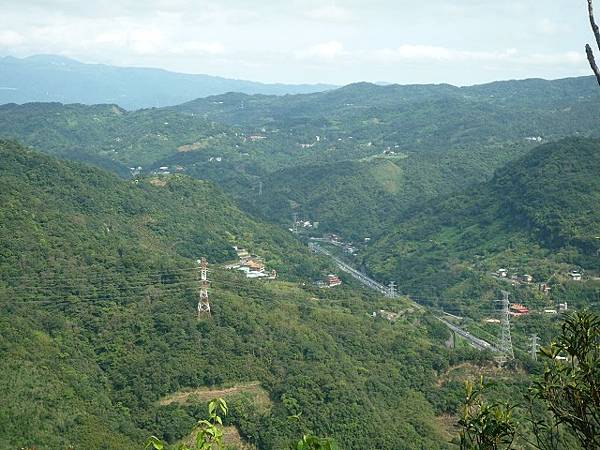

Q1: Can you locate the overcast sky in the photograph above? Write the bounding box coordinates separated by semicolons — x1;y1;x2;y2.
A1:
0;1;595;85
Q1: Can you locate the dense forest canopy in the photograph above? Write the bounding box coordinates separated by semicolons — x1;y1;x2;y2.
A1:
0;140;480;449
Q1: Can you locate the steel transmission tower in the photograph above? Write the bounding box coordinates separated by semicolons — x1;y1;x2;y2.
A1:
387;281;397;298
495;290;514;364
197;258;211;318
530;334;539;361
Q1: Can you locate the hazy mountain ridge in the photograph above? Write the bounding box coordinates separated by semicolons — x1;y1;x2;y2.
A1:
0;55;335;109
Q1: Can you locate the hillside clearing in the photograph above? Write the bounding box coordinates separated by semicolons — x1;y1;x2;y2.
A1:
157;381;272;411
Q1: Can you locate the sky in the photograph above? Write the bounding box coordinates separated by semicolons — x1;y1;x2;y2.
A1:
0;0;596;86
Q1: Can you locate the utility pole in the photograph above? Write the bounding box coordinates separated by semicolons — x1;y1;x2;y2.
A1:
258;181;263;196
387;281;396;298
495;290;514;365
530;334;539;361
197;258;211;318
292;212;298;233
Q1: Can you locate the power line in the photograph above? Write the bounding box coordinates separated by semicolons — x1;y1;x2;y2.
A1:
0;265;200;285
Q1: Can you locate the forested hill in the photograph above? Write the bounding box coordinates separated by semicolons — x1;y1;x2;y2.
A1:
2;76;599;241
174;75;600;130
0;55;334;109
0;140;319;281
0;102;242;171
363;137;600;309
0;140;459;449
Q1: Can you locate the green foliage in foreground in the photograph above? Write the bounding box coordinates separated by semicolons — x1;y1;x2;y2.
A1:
146;399;229;450
458;311;600;450
458;378;517;450
146;398;340;450
531;311;600;449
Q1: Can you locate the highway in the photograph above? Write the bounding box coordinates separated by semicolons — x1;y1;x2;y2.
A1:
309;240;499;352
436;317;498;351
309;241;395;297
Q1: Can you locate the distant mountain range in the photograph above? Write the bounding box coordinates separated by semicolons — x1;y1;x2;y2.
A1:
0;55;335;109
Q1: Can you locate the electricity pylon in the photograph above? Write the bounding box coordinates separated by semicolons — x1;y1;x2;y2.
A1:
197;258;211;318
495;290;514;365
530;334;539;361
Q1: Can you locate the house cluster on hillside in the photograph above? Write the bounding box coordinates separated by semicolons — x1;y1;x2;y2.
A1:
246;135;267;142
569;270;582;281
226;246;277;279
129;166;142;176
322;234;358;255
152;165;185;175
372;309;400;322
539;282;551;294
510;303;529;316
495;268;534;284
315;274;342;288
290;217;319;234
544;302;568;314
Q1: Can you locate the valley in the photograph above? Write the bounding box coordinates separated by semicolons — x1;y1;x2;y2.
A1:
1;72;599;450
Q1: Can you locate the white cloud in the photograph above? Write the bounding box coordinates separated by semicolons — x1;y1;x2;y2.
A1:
368;45;585;67
94;30;127;45
94;28;168;55
0;0;591;85
305;5;354;22
128;29;166;55
372;45;516;63
172;41;225;55
296;41;346;59
537;18;570;36
93;28;224;57
0;30;24;46
525;51;585;65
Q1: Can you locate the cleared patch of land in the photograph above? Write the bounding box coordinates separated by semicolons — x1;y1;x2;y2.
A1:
178;141;209;152
149;177;167;187
160;382;269;450
157;381;271;411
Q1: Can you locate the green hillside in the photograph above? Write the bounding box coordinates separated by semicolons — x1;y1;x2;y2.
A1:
0;141;470;450
363;137;600;313
0;102;243;172
231;142;536;239
2;77;600;242
174;76;600;127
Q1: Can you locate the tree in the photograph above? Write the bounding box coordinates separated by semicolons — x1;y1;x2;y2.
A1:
457;312;600;450
294;434;340;450
145;398;228;450
457;377;517;450
530;311;600;450
586;0;600;85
